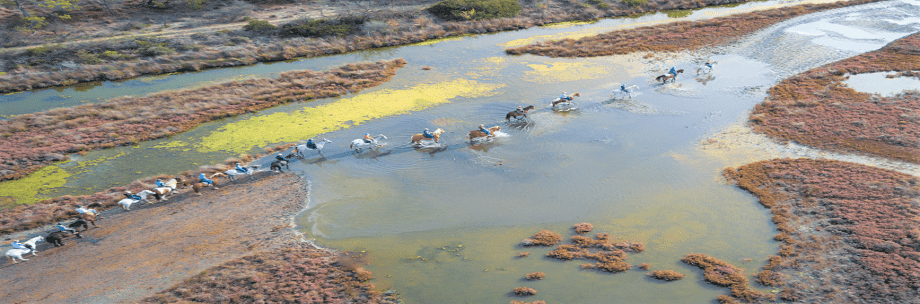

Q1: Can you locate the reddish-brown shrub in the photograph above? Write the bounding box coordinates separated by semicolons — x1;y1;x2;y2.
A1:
649;270;685;281
522;230;562;246
637;263;651;270
525;272;545;280
513;287;537;296
573;222;593;234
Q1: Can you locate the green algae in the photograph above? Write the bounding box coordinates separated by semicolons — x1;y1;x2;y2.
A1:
197;78;505;153
0;165;71;207
523;61;610;83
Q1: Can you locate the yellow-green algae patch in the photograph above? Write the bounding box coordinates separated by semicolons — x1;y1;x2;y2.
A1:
198;79;505;153
0;165;71;207
153;140;191;149
411;34;473;46
523;61;609;83
541;20;599;29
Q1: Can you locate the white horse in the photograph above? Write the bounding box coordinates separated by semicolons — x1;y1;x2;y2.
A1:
611;85;639;99
294;138;332;158
214;165;261;181
6;248;32;263
350;134;387;153
152;178;180;201
118;189;157;211
22;236;43;255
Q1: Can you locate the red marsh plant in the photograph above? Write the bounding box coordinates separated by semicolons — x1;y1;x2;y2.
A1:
648;270;685;281
0;144;292;236
0;59;406;183
543;229;643;274
681;253;774;303
513;287;537;296
573;222;594;234
505;0;882;57
3;0;818;93
521;229;563;246
142;244;393;303
724;158;920;303
525;272;545;280
751;33;920;164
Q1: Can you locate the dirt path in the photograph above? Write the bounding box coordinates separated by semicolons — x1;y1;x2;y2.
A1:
0;172;308;303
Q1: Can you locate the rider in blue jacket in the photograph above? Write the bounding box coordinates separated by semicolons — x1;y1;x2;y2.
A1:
306;138;316;149
423;129;433;139
275;154;287;162
11;240;27;250
199;173;214;185
560;92;569;100
124;191;142;201
155;179;165;187
669;66;677;77
479;124;490;136
363;133;373;143
57;222;77;234
235;163;247;173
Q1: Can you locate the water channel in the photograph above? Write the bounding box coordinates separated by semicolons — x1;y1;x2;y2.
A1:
2;0;920;302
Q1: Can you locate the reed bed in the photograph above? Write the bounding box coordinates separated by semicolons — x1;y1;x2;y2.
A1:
142;243;396;303
504;0;881;57
751;33;920;163
682;253;774;303
2;0;778;93
724;158;920;303
0;59;406;183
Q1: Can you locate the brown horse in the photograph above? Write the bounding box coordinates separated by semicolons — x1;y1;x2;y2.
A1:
46;231;80;247
469;126;501;141
506;105;536;121
191;180;221;196
551;93;580;108
79;213;101;228
410;128;444;145
151;176;183;201
656;69;684;83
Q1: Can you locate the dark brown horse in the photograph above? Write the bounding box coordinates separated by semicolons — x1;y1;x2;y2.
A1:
270;159;289;172
68;219;92;232
47;231;81;246
506;105;536;121
188;175;221;196
551;93;580;108
79;213;101;228
656;69;684;83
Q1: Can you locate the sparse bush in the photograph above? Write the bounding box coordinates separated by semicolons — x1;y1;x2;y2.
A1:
621;0;646;6
243;19;277;33
513;287;537;296
521;230;562;246
281;17;364;37
76;50;101;64
525;272;545;280
649;270;685;281
134;40;176;57
427;0;521;21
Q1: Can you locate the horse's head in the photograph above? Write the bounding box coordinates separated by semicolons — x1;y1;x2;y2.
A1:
434;128;445;135
322;138;332;143
573;93;581;97
490;126;501;132
378;134;388;140
525;105;535;111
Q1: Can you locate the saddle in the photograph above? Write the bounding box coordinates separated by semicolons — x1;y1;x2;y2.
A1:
364;139;372;143
236;168;247;173
307;143;317;149
423;133;433;139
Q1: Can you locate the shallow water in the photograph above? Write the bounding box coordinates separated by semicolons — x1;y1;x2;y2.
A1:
2;0;920;302
844;72;920;96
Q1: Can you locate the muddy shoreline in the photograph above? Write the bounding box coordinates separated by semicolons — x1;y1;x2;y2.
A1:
0;172;390;303
0;59;406;183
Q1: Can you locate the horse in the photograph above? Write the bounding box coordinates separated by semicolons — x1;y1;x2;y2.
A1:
294;138;332;158
151;177;183;201
46;230;80;247
506;105;536;121
213;165;261;182
350;134;387;152
22;236;44;254
6;248;32;263
410;128;444;145
656;69;684;83
469;126;501;141
117;189;157;211
551;93;581;108
611;85;639;99
270;159;289;172
68;218;93;232
189;177;221;196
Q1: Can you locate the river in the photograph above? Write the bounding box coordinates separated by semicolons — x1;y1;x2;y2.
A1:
2;0;919;302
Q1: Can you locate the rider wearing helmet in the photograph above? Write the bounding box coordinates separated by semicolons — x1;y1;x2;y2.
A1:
515;106;525;115
560;91;569;101
306;138;317;149
363;133;373;143
124;191;142;201
10;240;27;250
198;173;214;186
669;66;677;77
621;84;628;93
275;153;287;162
57;222;77;234
705;60;713;69
235;162;247;173
479;124;490;136
422;128;433;139
155;178;165;187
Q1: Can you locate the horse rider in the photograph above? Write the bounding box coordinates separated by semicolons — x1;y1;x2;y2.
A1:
124;191;142;201
198;173;214;186
363;133;373;143
515;106;525;115
57;222;78;234
705;60;713;70
621;84;628;93
275;153;287;163
235;162;248;173
560;91;569;101
10;240;29;251
306;138;317;150
422;128;434;139
669;66;677;77
479;124;490;136
155;178;165;187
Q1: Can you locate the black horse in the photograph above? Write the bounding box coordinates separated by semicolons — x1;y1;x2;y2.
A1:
68;219;90;232
656;69;684;83
506;105;536;121
47;230;81;247
270;159;290;172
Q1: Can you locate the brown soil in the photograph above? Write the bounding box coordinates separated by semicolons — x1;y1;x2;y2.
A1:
724;158;920;303
0;173;381;303
504;0;881;57
751;33;920;164
0;59;406;183
0;0;764;93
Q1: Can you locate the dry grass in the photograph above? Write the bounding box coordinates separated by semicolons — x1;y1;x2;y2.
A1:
751;33;920;163
505;0;881;57
724;158;920;303
0;59;406;183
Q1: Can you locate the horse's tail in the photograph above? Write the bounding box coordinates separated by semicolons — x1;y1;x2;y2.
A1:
210;172;225;178
153;191;162;201
350;142;355;149
505;112;512;120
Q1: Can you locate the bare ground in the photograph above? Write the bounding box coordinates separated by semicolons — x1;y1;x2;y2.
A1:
0;172;314;303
